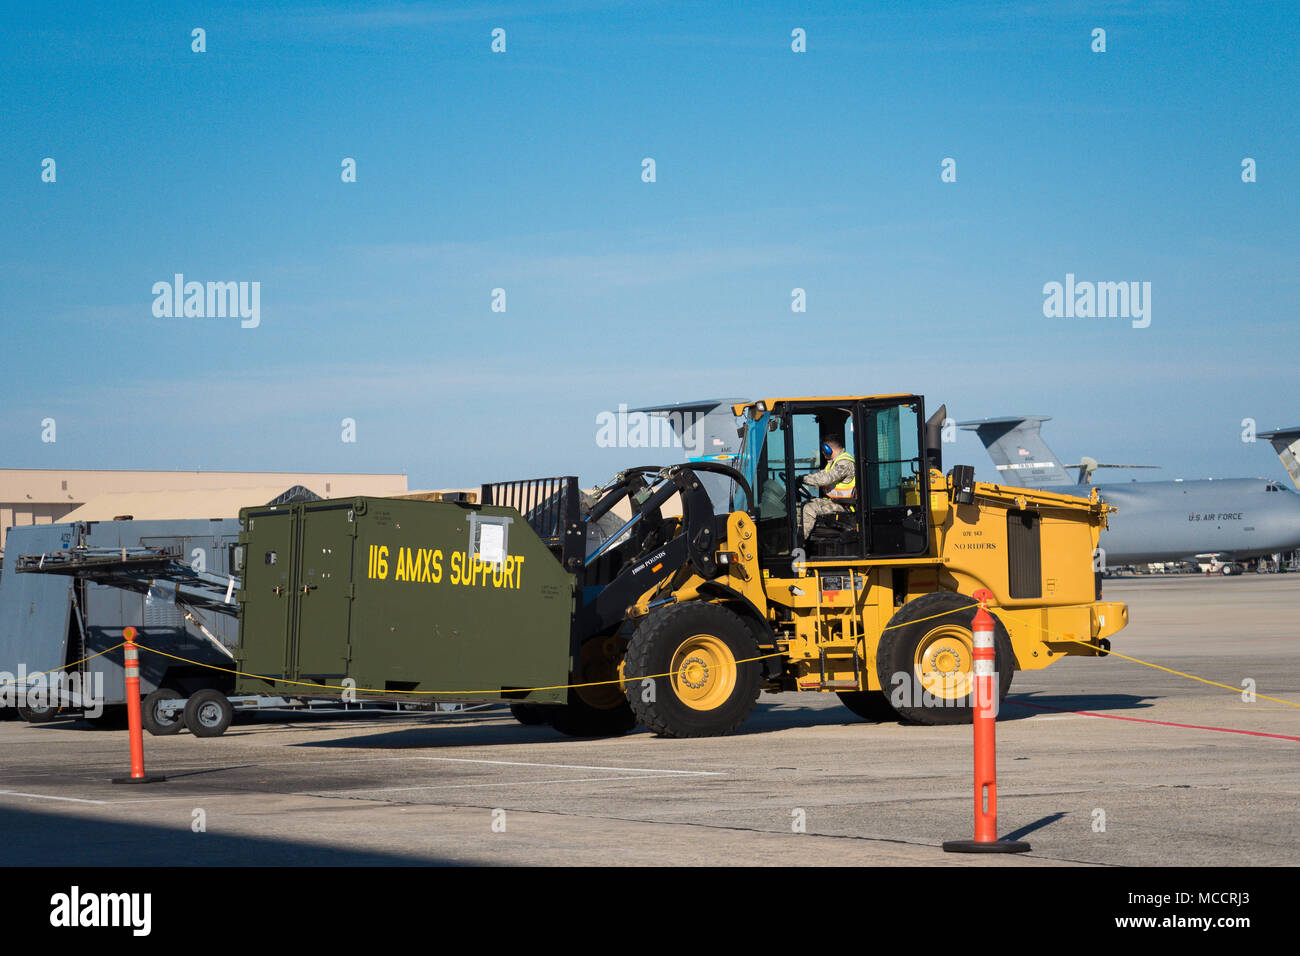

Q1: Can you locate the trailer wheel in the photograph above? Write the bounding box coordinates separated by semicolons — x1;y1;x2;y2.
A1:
836;690;897;722
509;703;549;726
183;689;233;738
875;592;1015;726
624;603;762;738
142;687;186;736
16;702;61;723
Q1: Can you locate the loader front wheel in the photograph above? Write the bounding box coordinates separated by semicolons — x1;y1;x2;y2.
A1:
625;603;762;738
547;635;637;738
875;592;1015;726
509;703;549;726
547;688;637;738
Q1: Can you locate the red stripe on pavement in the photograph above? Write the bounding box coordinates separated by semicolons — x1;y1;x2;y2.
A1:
1005;698;1300;742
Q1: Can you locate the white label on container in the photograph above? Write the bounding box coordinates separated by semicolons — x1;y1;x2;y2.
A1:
478;523;505;565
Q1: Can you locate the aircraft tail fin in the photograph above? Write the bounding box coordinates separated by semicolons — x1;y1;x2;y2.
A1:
1257;426;1300;489
630;398;746;460
956;416;1074;487
632;398;748;511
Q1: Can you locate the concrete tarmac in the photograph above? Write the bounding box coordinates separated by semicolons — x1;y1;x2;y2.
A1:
0;574;1295;866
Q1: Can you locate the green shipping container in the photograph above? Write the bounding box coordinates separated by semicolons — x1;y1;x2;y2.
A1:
235;497;576;705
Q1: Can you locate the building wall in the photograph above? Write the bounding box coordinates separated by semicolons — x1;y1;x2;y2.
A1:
0;504;80;538
0;469;407;555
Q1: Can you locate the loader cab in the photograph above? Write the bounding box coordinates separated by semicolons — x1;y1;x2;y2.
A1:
736;396;931;569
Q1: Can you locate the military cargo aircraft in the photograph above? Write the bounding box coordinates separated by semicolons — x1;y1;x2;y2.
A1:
959;416;1300;570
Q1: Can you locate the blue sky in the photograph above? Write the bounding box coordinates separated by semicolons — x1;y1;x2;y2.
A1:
1;1;1296;488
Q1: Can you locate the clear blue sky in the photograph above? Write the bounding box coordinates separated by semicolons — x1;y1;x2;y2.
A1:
2;1;1296;488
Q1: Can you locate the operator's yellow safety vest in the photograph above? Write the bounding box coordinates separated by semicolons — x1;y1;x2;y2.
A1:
825;452;856;502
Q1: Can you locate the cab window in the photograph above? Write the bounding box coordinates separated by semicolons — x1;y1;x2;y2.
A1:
862;401;927;555
755;415;792;557
789;406;862;559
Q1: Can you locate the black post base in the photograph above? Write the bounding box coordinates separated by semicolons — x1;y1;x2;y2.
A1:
942;838;1031;854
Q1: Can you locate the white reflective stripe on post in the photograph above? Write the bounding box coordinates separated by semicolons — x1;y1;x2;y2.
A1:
124;647;138;662
973;659;996;677
972;633;994;650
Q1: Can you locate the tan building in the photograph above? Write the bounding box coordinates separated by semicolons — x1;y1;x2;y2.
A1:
0;469;407;555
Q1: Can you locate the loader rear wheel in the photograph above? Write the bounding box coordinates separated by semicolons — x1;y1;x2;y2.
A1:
836;690;897;722
875;592;1015;726
625;603;762;738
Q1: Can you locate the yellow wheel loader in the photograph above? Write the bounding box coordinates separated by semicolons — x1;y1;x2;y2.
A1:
558;394;1125;737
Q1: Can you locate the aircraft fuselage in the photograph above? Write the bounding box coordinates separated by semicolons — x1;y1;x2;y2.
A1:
1052;478;1300;565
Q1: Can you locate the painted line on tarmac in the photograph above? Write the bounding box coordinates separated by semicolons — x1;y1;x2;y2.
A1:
409;756;722;775
1008;699;1300;741
318;772;719;796
0;789;108;805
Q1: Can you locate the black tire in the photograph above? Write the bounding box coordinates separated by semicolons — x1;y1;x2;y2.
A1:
546;633;638;738
142;687;186;736
874;592;1016;726
184;689;233;737
547;687;638;738
509;702;550;726
82;706;129;729
836;690;898;722
16;701;61;723
624;603;762;738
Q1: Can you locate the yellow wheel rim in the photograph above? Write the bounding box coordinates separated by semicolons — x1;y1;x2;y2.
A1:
671;634;737;711
914;625;974;702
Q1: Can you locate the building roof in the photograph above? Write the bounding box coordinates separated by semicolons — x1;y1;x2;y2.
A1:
57;486;321;522
0;469;407;503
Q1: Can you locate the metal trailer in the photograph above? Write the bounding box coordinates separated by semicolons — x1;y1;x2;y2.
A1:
1;518;455;734
0;519;241;726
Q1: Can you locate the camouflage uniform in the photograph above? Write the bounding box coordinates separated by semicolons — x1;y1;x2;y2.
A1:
800;453;856;537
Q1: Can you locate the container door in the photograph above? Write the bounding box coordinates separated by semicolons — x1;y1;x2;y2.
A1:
292;505;355;681
238;509;299;683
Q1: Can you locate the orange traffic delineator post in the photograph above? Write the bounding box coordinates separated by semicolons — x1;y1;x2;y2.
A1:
111;627;166;785
943;588;1028;854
